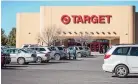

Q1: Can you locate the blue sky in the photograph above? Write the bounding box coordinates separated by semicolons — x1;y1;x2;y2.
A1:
1;1;138;35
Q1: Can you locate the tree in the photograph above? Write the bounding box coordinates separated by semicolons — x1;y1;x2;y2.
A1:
37;26;62;46
7;27;16;46
1;28;8;45
75;32;91;46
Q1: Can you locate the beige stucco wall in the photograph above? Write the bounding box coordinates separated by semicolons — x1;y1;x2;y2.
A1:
111;39;120;45
16;13;40;48
16;6;136;48
41;6;135;44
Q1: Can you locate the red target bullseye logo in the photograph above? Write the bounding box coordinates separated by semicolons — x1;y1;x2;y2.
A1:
61;15;71;25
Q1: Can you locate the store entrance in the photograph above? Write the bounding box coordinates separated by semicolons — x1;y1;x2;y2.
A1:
65;39;110;53
88;39;109;53
56;37;119;53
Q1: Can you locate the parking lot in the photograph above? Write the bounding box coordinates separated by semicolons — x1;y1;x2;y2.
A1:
2;55;138;84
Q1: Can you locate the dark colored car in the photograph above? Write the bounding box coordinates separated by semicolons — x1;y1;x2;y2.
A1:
1;51;11;67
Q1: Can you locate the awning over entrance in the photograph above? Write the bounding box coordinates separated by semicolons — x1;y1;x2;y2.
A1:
59;36;119;40
60;31;117;36
58;35;120;46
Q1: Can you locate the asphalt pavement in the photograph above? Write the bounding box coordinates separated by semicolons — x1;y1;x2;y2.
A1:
1;55;138;84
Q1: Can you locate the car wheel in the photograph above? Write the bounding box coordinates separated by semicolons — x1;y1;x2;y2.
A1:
17;57;25;65
36;57;42;63
54;54;61;60
115;65;129;78
77;53;81;58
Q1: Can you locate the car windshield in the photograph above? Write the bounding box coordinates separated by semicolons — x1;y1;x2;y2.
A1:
39;48;46;51
57;47;63;50
20;49;29;53
26;49;36;53
79;47;83;50
48;48;52;51
50;47;56;51
2;49;9;54
23;45;28;48
1;50;5;54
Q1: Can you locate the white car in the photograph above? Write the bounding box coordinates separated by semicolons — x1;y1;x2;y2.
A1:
4;48;37;65
24;48;51;63
28;47;52;60
102;44;138;78
28;47;51;54
22;44;41;48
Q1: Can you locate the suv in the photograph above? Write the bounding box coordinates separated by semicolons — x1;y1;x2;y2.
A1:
102;44;138;78
27;47;51;60
49;46;68;60
67;46;90;58
82;46;91;57
23;48;51;63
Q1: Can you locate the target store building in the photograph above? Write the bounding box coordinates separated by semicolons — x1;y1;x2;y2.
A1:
16;6;138;48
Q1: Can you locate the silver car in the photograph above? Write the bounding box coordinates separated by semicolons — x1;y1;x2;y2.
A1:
3;48;37;65
67;46;91;58
82;46;91;57
23;48;51;63
49;46;68;60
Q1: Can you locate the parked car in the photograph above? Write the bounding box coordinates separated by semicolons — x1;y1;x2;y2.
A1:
49;46;68;60
28;47;51;53
22;44;41;48
3;48;37;65
23;48;51;63
27;47;52;61
82;46;91;57
67;46;90;59
1;46;6;49
1;51;11;67
102;44;138;78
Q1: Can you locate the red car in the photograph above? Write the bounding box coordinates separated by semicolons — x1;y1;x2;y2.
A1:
1;51;11;67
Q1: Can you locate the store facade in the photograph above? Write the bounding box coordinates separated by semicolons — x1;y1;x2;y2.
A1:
16;6;138;48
